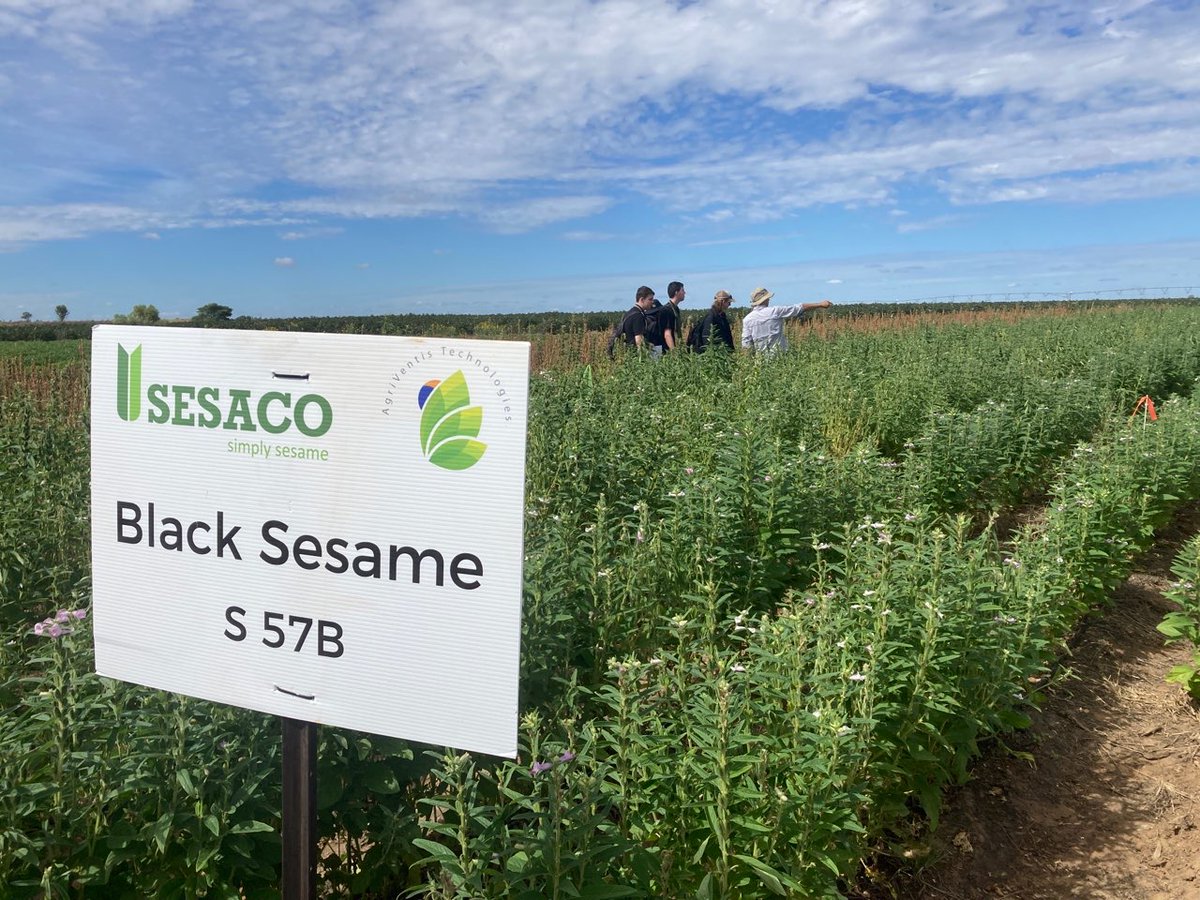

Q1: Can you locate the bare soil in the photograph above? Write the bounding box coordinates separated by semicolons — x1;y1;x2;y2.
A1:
896;503;1200;900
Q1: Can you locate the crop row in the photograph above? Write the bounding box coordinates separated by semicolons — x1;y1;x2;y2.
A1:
401;387;1200;899
3;304;1200;895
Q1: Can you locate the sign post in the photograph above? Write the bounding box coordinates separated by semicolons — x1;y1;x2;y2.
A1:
90;327;530;891
282;718;318;899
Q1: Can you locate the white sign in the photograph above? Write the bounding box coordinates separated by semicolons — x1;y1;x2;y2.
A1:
91;326;529;757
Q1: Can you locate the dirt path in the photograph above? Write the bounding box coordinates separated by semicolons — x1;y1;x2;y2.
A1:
901;504;1200;900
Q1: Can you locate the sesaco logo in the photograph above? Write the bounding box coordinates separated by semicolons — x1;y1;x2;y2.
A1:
417;370;487;470
117;344;143;422
115;344;333;436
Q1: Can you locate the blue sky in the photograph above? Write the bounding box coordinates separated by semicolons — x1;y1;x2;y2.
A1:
2;0;1199;321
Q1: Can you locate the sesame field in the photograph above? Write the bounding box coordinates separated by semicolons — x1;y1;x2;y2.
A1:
2;301;1200;897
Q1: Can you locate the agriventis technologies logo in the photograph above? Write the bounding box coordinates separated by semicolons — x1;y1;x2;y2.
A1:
115;344;334;461
417;371;486;470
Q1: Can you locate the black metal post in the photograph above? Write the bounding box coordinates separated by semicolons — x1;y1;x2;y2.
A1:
282;717;318;900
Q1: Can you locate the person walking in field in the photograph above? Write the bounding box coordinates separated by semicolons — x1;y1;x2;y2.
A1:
687;290;736;353
607;286;658;356
740;287;832;353
656;281;686;353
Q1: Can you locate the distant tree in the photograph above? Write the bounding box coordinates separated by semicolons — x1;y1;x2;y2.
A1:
112;304;160;325
194;303;234;325
55;304;69;322
20;311;31;323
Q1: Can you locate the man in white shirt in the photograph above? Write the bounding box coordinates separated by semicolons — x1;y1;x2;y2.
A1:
740;287;832;352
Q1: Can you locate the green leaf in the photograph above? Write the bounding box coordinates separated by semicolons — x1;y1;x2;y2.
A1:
429;406;483;454
151;812;173;854
732;854;794;896
229;821;275;835
691;834;711;865
429;437;487;470
918;783;942;830
176;768;196;798
412;837;464;874
360;765;401;795
419;370;471;453
578;885;641;899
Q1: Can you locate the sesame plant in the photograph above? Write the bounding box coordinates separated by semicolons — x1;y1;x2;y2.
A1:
411;380;1200;898
1158;535;1200;699
7;303;1200;895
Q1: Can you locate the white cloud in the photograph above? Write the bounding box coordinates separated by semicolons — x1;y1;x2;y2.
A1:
896;214;967;234
561;230;619;242
280;227;343;240
477;196;613;233
1;1;1199;240
273;256;295;267
359;239;1200;314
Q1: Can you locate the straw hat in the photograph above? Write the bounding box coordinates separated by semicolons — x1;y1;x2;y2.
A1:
749;287;774;307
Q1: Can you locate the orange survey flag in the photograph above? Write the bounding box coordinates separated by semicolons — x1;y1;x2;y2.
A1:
1131;395;1158;421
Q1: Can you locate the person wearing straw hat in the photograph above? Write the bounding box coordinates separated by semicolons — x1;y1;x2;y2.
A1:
740;287;832;353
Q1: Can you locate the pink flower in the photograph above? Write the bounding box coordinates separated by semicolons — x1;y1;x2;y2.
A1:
531;761;552;776
558;751;575;763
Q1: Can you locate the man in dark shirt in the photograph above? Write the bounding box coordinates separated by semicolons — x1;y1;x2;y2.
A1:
620;286;657;349
657;281;686;354
690;290;736;353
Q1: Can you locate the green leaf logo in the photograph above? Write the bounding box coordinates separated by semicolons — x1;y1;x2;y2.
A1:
117;344;142;422
417;371;487;470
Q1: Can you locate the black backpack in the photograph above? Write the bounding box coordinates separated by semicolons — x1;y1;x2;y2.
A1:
642;303;666;347
606;309;644;359
686;311;711;352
